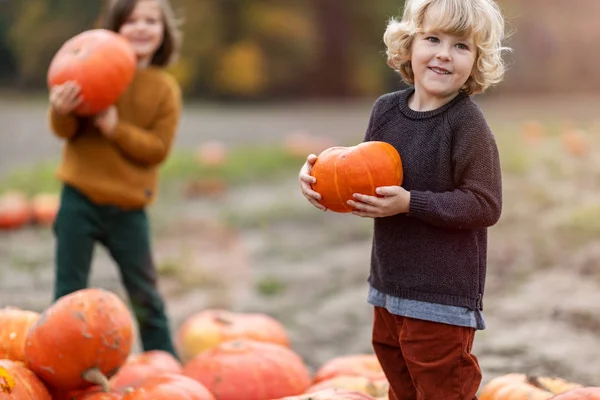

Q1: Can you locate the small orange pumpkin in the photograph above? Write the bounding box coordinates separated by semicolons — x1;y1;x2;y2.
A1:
550;387;600;399
182;339;311;400
0;306;40;362
47;29;136;116
277;388;377;400
306;376;389;399
0;191;32;230
122;373;215;400
109;350;182;393
479;373;581;400
312;354;385;384
310;141;403;213
30;193;60;227
176;309;291;362
24;288;135;392
0;359;52;399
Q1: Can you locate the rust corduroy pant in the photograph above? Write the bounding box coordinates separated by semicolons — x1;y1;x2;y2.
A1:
372;306;482;400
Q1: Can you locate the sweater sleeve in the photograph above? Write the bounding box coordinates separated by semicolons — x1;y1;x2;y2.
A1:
110;80;181;166
48;107;79;139
408;106;502;229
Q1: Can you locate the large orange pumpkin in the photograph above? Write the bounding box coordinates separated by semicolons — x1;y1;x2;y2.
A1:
0;359;52;399
122;373;215;400
24;288;134;392
277;388;377;400
0;307;40;362
176;309;291;362
310;141;403;213
0;191;31;230
550;387;600;399
312;354;386;384
109;350;182;393
47;29;136;116
182;339;311;400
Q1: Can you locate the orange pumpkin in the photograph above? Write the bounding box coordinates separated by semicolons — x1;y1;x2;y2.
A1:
0;191;31;230
310;141;403;213
176;309;290;362
277;388;377;400
70;391;123;400
0;359;52;399
0;306;40;362
313;354;385;384
479;373;581;400
30;193;60;227
195;141;228;166
109;350;182;393
24;288;134;392
306;376;389;399
122;373;215;400
47;29;136;116
561;129;589;157
550;387;600;399
182;339;311;400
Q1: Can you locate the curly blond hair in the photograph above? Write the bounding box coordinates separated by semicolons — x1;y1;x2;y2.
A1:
384;0;509;95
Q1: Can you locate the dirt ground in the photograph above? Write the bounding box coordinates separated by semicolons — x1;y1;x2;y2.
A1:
1;94;600;390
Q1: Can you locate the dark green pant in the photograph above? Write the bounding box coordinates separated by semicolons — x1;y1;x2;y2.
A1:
53;184;178;359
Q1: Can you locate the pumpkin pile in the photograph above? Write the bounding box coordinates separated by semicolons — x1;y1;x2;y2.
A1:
0;191;59;230
1;289;599;399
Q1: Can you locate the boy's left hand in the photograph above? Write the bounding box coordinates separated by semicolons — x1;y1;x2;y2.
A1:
94;106;118;138
347;185;410;218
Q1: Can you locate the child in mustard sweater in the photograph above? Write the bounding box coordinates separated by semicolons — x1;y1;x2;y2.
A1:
48;0;182;358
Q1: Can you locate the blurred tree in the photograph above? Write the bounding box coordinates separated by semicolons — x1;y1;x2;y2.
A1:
8;0;101;88
0;2;17;84
0;0;418;99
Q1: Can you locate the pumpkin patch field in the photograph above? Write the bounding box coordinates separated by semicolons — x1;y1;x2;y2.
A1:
1;95;600;397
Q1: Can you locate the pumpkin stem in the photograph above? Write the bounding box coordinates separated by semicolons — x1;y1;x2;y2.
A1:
214;315;233;325
82;368;110;393
526;375;552;393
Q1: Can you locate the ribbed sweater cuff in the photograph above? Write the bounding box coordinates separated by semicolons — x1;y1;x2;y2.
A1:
408;191;428;217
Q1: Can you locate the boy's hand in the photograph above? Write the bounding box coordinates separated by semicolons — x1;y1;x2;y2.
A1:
94;106;118;138
299;154;327;211
347;185;410;218
49;81;83;115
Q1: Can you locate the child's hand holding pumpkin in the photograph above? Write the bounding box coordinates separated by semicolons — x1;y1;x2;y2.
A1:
49;81;83;115
347;186;410;218
94;106;118;138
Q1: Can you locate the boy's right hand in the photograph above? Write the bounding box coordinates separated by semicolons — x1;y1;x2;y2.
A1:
299;154;327;211
49;81;82;116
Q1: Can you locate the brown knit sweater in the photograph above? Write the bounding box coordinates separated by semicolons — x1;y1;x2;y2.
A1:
48;67;181;209
365;88;502;311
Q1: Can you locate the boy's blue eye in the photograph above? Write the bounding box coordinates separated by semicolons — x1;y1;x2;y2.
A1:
426;36;439;43
456;43;469;50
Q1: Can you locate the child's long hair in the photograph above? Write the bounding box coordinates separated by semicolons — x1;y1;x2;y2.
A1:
101;0;182;67
384;0;510;95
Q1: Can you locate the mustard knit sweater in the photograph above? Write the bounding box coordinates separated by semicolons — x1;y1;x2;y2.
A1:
48;67;181;209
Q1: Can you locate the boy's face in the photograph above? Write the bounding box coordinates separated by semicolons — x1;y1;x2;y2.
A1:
410;13;477;101
118;0;164;66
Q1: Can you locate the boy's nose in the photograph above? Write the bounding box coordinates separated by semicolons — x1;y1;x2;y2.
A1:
435;50;451;61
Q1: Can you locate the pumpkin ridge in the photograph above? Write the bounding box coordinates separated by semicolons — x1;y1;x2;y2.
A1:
357;146;376;197
332;155;346;212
